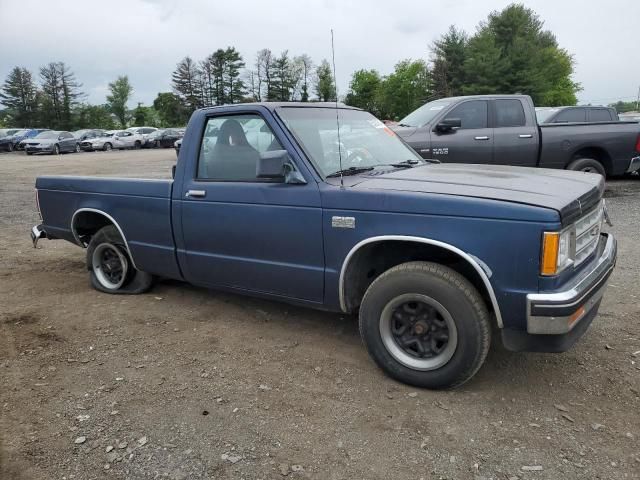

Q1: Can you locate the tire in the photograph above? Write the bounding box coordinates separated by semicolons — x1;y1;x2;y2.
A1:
26;152;33;156
567;158;606;177
86;225;154;295
53;144;60;155
75;143;81;153
359;261;491;389
134;140;141;150
103;142;112;152
7;143;13;152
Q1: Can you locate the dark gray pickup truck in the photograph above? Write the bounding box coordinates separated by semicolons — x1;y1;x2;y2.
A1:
394;94;640;177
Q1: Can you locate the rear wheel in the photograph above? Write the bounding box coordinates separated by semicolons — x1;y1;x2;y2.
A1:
103;142;112;152
86;225;154;294
359;261;491;389
53;144;60;155
7;143;13;152
567;158;605;177
134;140;141;149
75;143;81;153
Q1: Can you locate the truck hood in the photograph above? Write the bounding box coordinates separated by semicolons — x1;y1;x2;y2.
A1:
353;163;604;224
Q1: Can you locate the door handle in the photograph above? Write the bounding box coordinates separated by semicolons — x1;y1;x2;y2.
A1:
519;134;533;138
474;136;490;140
185;190;206;198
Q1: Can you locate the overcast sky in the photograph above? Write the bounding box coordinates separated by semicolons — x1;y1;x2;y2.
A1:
1;0;638;108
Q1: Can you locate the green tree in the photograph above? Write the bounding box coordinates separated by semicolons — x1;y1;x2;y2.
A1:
294;54;313;101
153;92;189;126
0;67;39;127
462;3;580;105
39;62;82;129
106;75;133;128
315;59;335;102
344;69;382;116
224;47;246;104
376;60;431;119
610;100;639;113
172;56;203;113
74;104;116;130
132;103;158;126
269;51;298;101
430;26;467;98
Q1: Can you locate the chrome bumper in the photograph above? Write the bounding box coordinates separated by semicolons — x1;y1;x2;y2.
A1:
31;225;47;248
527;233;616;335
627;156;640;173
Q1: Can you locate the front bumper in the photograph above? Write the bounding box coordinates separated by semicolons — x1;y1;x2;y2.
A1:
31;224;47;248
627;156;640;174
502;233;616;352
25;145;54;153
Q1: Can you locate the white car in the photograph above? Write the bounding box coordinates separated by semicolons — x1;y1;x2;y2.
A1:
126;126;157;145
80;130;143;151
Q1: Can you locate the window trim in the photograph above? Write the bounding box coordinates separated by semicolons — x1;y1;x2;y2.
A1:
194;110;296;184
441;99;489;131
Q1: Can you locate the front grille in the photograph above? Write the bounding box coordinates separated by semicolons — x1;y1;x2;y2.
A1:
574;202;603;266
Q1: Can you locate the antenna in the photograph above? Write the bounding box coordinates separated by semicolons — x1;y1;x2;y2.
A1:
330;29;344;188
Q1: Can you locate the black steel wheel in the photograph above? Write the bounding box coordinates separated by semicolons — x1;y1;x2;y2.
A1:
86;225;154;295
359;261;491;389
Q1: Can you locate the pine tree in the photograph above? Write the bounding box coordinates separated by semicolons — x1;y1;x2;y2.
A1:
171;57;203;113
39;62;82;130
430;26;467;98
0;67;38;127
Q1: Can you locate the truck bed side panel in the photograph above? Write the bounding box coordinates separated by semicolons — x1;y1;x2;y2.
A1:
539;123;639;174
35;176;182;280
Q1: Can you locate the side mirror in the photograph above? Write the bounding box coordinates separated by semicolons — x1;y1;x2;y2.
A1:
257;150;289;179
435;118;462;132
256;150;306;184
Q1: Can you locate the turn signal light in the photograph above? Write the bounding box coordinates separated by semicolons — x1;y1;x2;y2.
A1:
541;232;560;276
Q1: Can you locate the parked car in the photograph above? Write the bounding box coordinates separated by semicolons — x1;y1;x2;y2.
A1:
32;102;617;389
80;130;143;151
80;131;117;151
22;130;79;155
73;129;105;142
174;138;182;156
0;128;50;152
147;128;185;148
619;112;640;122
127;126;157;145
0;128;22;151
535;106;619;123
394;95;640;177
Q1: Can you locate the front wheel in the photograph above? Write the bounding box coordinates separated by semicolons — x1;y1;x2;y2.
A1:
103;142;112;152
134;140;141;150
7;143;13;152
75;143;81;153
86;225;154;294
359;261;491;389
53;144;60;155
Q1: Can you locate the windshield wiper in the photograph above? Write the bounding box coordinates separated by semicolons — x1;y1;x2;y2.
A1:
397;123;413;127
326;166;375;178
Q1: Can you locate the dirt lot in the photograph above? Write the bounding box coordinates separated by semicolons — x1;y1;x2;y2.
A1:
0;149;639;480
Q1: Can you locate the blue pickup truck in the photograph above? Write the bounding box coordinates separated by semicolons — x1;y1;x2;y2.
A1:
31;103;617;388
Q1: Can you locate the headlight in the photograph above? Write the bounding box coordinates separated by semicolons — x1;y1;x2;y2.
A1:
541;226;575;276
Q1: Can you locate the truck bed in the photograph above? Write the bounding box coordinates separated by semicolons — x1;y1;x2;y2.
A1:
35;176;181;279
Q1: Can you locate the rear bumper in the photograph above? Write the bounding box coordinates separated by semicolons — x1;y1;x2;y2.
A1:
627;156;640;174
503;233;616;352
31;224;47;248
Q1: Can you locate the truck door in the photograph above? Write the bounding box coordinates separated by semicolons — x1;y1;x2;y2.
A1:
429;99;493;164
178;111;325;303
491;99;538;167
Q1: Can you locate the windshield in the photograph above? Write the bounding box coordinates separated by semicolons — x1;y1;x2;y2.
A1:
535;108;559;123
13;129;29;136
277;107;423;178
36;131;60;139
397;100;452;127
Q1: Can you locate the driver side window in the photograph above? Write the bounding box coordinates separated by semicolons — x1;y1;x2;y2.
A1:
443;100;488;129
197;114;283;181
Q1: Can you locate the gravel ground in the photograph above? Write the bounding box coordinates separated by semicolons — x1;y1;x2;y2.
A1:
1;149;639;480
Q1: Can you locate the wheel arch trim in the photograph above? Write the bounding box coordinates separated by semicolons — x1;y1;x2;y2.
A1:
338;235;503;328
70;207;138;269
